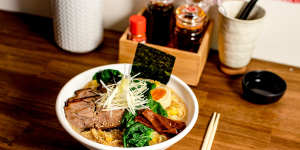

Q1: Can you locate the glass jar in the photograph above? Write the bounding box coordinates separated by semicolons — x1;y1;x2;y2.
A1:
174;3;208;52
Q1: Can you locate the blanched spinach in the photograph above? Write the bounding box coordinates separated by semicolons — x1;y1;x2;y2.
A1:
93;69;122;84
121;111;137;128
147;98;168;117
123;122;153;147
122;110;153;147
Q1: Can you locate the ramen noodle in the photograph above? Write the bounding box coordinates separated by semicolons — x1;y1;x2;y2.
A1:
64;69;187;147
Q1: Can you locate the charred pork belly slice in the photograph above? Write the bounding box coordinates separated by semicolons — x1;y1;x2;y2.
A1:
136;109;186;137
135;115;154;129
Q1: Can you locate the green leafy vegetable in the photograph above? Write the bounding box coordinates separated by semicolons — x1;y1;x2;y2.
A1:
121;111;137;128
123;122;153;147
122;110;152;147
93;69;122;84
147;99;168;117
146;81;156;94
131;43;176;84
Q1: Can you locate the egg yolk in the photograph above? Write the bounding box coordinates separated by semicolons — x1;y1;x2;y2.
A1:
150;88;166;101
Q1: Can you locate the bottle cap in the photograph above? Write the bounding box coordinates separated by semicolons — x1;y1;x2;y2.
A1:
129;15;146;35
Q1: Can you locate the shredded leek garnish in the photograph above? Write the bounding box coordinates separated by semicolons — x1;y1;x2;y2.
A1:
95;73;149;115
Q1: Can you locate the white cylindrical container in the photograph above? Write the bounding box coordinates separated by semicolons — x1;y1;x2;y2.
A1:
52;0;103;53
218;1;266;68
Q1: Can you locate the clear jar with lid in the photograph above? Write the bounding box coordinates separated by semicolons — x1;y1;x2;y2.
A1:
143;0;174;46
174;2;208;52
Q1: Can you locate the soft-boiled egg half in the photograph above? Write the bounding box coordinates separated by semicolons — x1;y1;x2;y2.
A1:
150;85;171;109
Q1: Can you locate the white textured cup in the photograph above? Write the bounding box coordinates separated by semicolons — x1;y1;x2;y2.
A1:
218;1;266;68
52;0;103;53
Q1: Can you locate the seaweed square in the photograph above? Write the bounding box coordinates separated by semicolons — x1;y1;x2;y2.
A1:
131;44;176;84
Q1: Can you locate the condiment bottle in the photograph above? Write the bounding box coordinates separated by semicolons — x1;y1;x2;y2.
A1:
144;0;174;46
174;2;208;52
128;15;147;43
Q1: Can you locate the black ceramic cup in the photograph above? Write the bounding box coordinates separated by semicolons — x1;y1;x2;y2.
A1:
242;70;287;104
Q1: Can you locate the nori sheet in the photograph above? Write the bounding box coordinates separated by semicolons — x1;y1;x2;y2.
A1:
130;43;176;84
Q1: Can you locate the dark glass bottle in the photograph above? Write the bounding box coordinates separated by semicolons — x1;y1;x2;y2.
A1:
144;0;174;46
174;3;208;52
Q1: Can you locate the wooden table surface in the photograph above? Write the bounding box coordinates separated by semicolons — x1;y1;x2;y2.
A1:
0;11;299;150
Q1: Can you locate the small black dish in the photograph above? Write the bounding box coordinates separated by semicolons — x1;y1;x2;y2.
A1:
242;70;287;104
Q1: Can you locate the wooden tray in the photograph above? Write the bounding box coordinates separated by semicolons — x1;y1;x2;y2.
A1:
118;17;213;86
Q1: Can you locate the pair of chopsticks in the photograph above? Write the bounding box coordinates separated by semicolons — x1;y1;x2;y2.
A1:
238;0;258;20
201;112;221;150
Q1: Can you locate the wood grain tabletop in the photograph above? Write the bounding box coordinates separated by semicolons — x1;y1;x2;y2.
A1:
0;10;299;150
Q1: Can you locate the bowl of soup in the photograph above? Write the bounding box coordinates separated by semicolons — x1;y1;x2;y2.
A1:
56;64;199;150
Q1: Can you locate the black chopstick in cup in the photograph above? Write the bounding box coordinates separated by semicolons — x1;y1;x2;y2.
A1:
238;0;258;20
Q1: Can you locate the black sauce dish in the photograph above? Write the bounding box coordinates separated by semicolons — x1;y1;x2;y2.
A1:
242;70;287;104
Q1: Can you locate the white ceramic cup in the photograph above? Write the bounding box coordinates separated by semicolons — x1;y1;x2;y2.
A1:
218;1;266;68
52;0;103;53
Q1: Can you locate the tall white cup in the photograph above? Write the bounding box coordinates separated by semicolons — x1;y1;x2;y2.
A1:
218;1;266;69
52;0;103;53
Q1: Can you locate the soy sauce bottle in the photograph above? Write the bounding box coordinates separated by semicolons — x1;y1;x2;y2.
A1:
174;2;208;52
144;0;174;46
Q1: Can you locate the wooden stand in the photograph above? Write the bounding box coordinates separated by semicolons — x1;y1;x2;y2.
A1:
118;19;213;86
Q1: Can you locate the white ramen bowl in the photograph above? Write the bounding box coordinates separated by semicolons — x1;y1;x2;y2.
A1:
56;64;199;150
